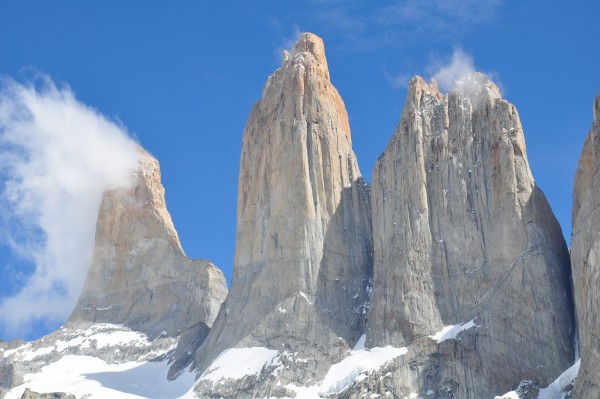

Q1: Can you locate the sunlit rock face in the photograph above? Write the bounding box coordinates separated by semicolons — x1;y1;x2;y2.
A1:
365;75;575;398
68;151;228;339
571;92;600;399
1;150;228;398
184;33;373;397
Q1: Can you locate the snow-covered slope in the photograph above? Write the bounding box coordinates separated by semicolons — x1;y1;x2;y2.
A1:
3;355;194;399
0;324;196;399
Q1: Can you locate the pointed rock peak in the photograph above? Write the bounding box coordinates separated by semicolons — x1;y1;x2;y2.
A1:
282;32;329;77
406;75;443;102
187;32;372;394
131;149;184;253
293;32;326;64
68;148;228;338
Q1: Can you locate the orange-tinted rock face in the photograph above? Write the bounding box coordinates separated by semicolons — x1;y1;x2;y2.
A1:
68;151;227;339
186;33;373;397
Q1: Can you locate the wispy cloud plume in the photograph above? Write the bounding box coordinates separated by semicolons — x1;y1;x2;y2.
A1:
276;26;302;61
431;48;475;92
299;0;504;52
376;0;502;32
430;48;501;107
384;69;412;89
0;76;140;339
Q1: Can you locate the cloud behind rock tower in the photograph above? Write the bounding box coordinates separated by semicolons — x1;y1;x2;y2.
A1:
0;76;141;339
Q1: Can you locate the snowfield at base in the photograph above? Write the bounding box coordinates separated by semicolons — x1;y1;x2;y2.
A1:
199;347;280;384
4;355;195;399
197;338;407;398
318;334;408;396
2;324;156;363
494;359;580;399
428;319;477;342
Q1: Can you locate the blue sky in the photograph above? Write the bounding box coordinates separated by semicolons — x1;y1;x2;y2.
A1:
0;1;599;341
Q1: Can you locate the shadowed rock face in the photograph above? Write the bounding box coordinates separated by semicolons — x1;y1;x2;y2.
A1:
366;76;575;397
185;33;373;396
571;92;600;399
67;152;227;339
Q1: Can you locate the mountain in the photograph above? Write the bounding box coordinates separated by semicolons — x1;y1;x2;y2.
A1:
571;92;600;398
0;151;227;399
67;151;227;339
1;33;596;399
175;32;374;398
362;75;575;397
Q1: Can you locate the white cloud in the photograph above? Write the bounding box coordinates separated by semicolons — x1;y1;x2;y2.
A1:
384;69;411;89
0;76;140;339
306;0;504;52
430;48;500;107
275;26;302;62
431;48;475;92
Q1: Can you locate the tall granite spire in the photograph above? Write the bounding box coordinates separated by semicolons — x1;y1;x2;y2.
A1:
68;150;228;339
364;75;575;397
571;92;600;399
183;33;373;397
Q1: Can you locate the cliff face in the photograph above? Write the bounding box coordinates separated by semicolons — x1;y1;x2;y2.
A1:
365;76;575;397
68;152;227;339
1;150;228;398
571;92;600;399
185;33;373;396
7;33;591;399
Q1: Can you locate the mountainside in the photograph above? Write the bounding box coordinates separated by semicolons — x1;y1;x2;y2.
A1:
362;75;575;397
68;151;227;339
178;32;374;398
571;92;600;398
1;33;598;399
1;151;227;399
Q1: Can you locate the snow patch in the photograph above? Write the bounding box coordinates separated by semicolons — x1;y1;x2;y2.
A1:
22;346;54;361
3;355;194;399
318;344;407;395
428;319;477;342
284;383;321;398
494;391;521;399
1;344;29;358
199;347;280;384
538;359;580;399
298;291;312;305
352;334;367;352
87;329;147;349
494;359;580;399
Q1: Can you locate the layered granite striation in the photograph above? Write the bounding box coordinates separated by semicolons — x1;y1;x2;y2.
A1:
181;33;373;397
365;75;575;398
